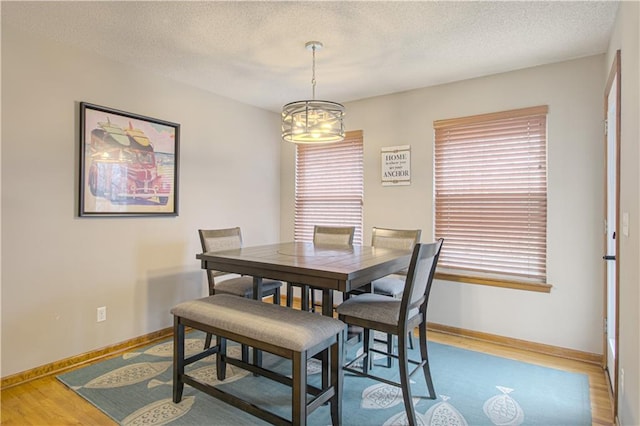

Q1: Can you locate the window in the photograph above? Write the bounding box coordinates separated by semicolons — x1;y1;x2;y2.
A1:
433;106;548;288
295;130;364;244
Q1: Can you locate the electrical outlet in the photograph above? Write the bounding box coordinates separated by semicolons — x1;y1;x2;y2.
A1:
97;306;107;322
620;368;625;394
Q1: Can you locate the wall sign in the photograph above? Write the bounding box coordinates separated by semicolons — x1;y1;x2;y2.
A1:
381;145;411;186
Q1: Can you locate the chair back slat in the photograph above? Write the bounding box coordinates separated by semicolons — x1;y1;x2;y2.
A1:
313;226;355;247
400;239;444;318
203;235;241;252
371;227;421;250
199;227;243;252
372;227;421;275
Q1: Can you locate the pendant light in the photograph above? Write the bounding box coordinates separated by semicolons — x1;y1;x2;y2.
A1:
282;41;345;144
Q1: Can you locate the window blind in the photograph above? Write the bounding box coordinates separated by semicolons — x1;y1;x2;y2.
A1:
295;130;364;244
434;106;548;283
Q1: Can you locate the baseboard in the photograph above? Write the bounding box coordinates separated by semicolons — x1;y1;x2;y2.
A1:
284;293;602;365
427;322;603;365
1;327;173;390
2;312;603;390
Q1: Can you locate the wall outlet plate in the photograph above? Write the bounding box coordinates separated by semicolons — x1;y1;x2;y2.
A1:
97;306;107;322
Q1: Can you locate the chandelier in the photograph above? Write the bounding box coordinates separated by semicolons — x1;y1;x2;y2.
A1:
282;41;345;144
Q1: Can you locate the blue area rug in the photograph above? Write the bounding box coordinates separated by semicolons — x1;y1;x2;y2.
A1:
57;331;591;425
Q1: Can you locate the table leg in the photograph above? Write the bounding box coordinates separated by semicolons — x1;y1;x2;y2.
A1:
320;289;334;391
252;276;263;369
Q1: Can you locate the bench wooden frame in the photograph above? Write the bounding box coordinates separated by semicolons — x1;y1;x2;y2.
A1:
172;297;344;426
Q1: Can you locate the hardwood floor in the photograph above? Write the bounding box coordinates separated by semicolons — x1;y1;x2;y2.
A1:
1;327;614;425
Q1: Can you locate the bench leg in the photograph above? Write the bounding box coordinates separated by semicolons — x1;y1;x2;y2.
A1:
330;332;344;426
292;351;307;426
172;318;185;403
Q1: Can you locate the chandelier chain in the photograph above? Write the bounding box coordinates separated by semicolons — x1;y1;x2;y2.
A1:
311;44;317;100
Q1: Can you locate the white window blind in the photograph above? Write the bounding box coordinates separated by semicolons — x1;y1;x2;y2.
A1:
434;106;548;283
295;130;364;244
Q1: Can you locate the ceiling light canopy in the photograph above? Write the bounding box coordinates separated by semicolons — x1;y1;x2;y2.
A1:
282;41;345;144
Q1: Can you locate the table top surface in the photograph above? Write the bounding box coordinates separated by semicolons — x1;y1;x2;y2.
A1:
197;241;412;292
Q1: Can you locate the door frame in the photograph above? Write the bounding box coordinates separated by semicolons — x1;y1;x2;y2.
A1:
603;49;621;417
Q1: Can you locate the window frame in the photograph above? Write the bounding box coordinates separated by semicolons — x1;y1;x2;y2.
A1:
433;106;551;292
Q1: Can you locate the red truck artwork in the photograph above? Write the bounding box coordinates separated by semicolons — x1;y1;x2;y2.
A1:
87;119;171;205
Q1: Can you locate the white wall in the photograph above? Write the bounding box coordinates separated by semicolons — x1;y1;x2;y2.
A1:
606;2;640;424
1;25;281;377
281;55;606;355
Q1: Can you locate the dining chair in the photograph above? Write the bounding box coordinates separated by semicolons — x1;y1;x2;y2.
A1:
373;227;423;360
286;225;355;312
346;227;422;361
370;227;422;296
198;227;283;349
337;239;443;426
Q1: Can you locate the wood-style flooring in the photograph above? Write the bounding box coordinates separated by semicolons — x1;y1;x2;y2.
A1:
1;328;614;425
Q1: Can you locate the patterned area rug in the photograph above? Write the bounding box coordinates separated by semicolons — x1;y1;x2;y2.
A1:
57;331;591;425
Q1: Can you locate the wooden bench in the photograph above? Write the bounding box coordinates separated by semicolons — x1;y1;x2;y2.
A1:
171;294;346;426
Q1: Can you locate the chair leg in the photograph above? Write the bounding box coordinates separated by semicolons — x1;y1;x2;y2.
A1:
273;288;281;305
363;328;373;374
217;337;227;381
204;332;213;350
300;285;310;311
241;344;249;363
398;331;418;426
286;283;294;307
419;322;436;399
374;330;412;369
310;289;316;313
385;333;394;368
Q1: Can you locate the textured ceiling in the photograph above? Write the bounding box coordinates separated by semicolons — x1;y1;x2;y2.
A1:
2;1;619;112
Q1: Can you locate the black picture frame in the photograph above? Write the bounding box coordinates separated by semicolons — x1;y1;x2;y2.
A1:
79;102;180;217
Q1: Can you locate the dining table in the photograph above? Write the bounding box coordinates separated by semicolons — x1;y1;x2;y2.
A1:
196;240;413;390
196;241;413;317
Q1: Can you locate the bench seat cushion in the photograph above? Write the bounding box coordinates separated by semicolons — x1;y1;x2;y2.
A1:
171;294;345;352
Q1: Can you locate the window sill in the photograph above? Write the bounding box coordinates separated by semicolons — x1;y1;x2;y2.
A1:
434;272;552;293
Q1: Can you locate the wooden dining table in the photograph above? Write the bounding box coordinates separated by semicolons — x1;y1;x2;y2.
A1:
196;241;413;317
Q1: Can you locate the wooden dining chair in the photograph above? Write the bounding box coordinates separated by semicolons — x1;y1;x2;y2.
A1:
337;239;443;426
346;227;422;360
198;227;283;349
369;227;422;296
286;225;355;312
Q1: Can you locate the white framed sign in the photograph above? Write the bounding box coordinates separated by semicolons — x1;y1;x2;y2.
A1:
381;145;411;186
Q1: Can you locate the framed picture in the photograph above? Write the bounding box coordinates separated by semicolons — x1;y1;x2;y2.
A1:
79;102;180;217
